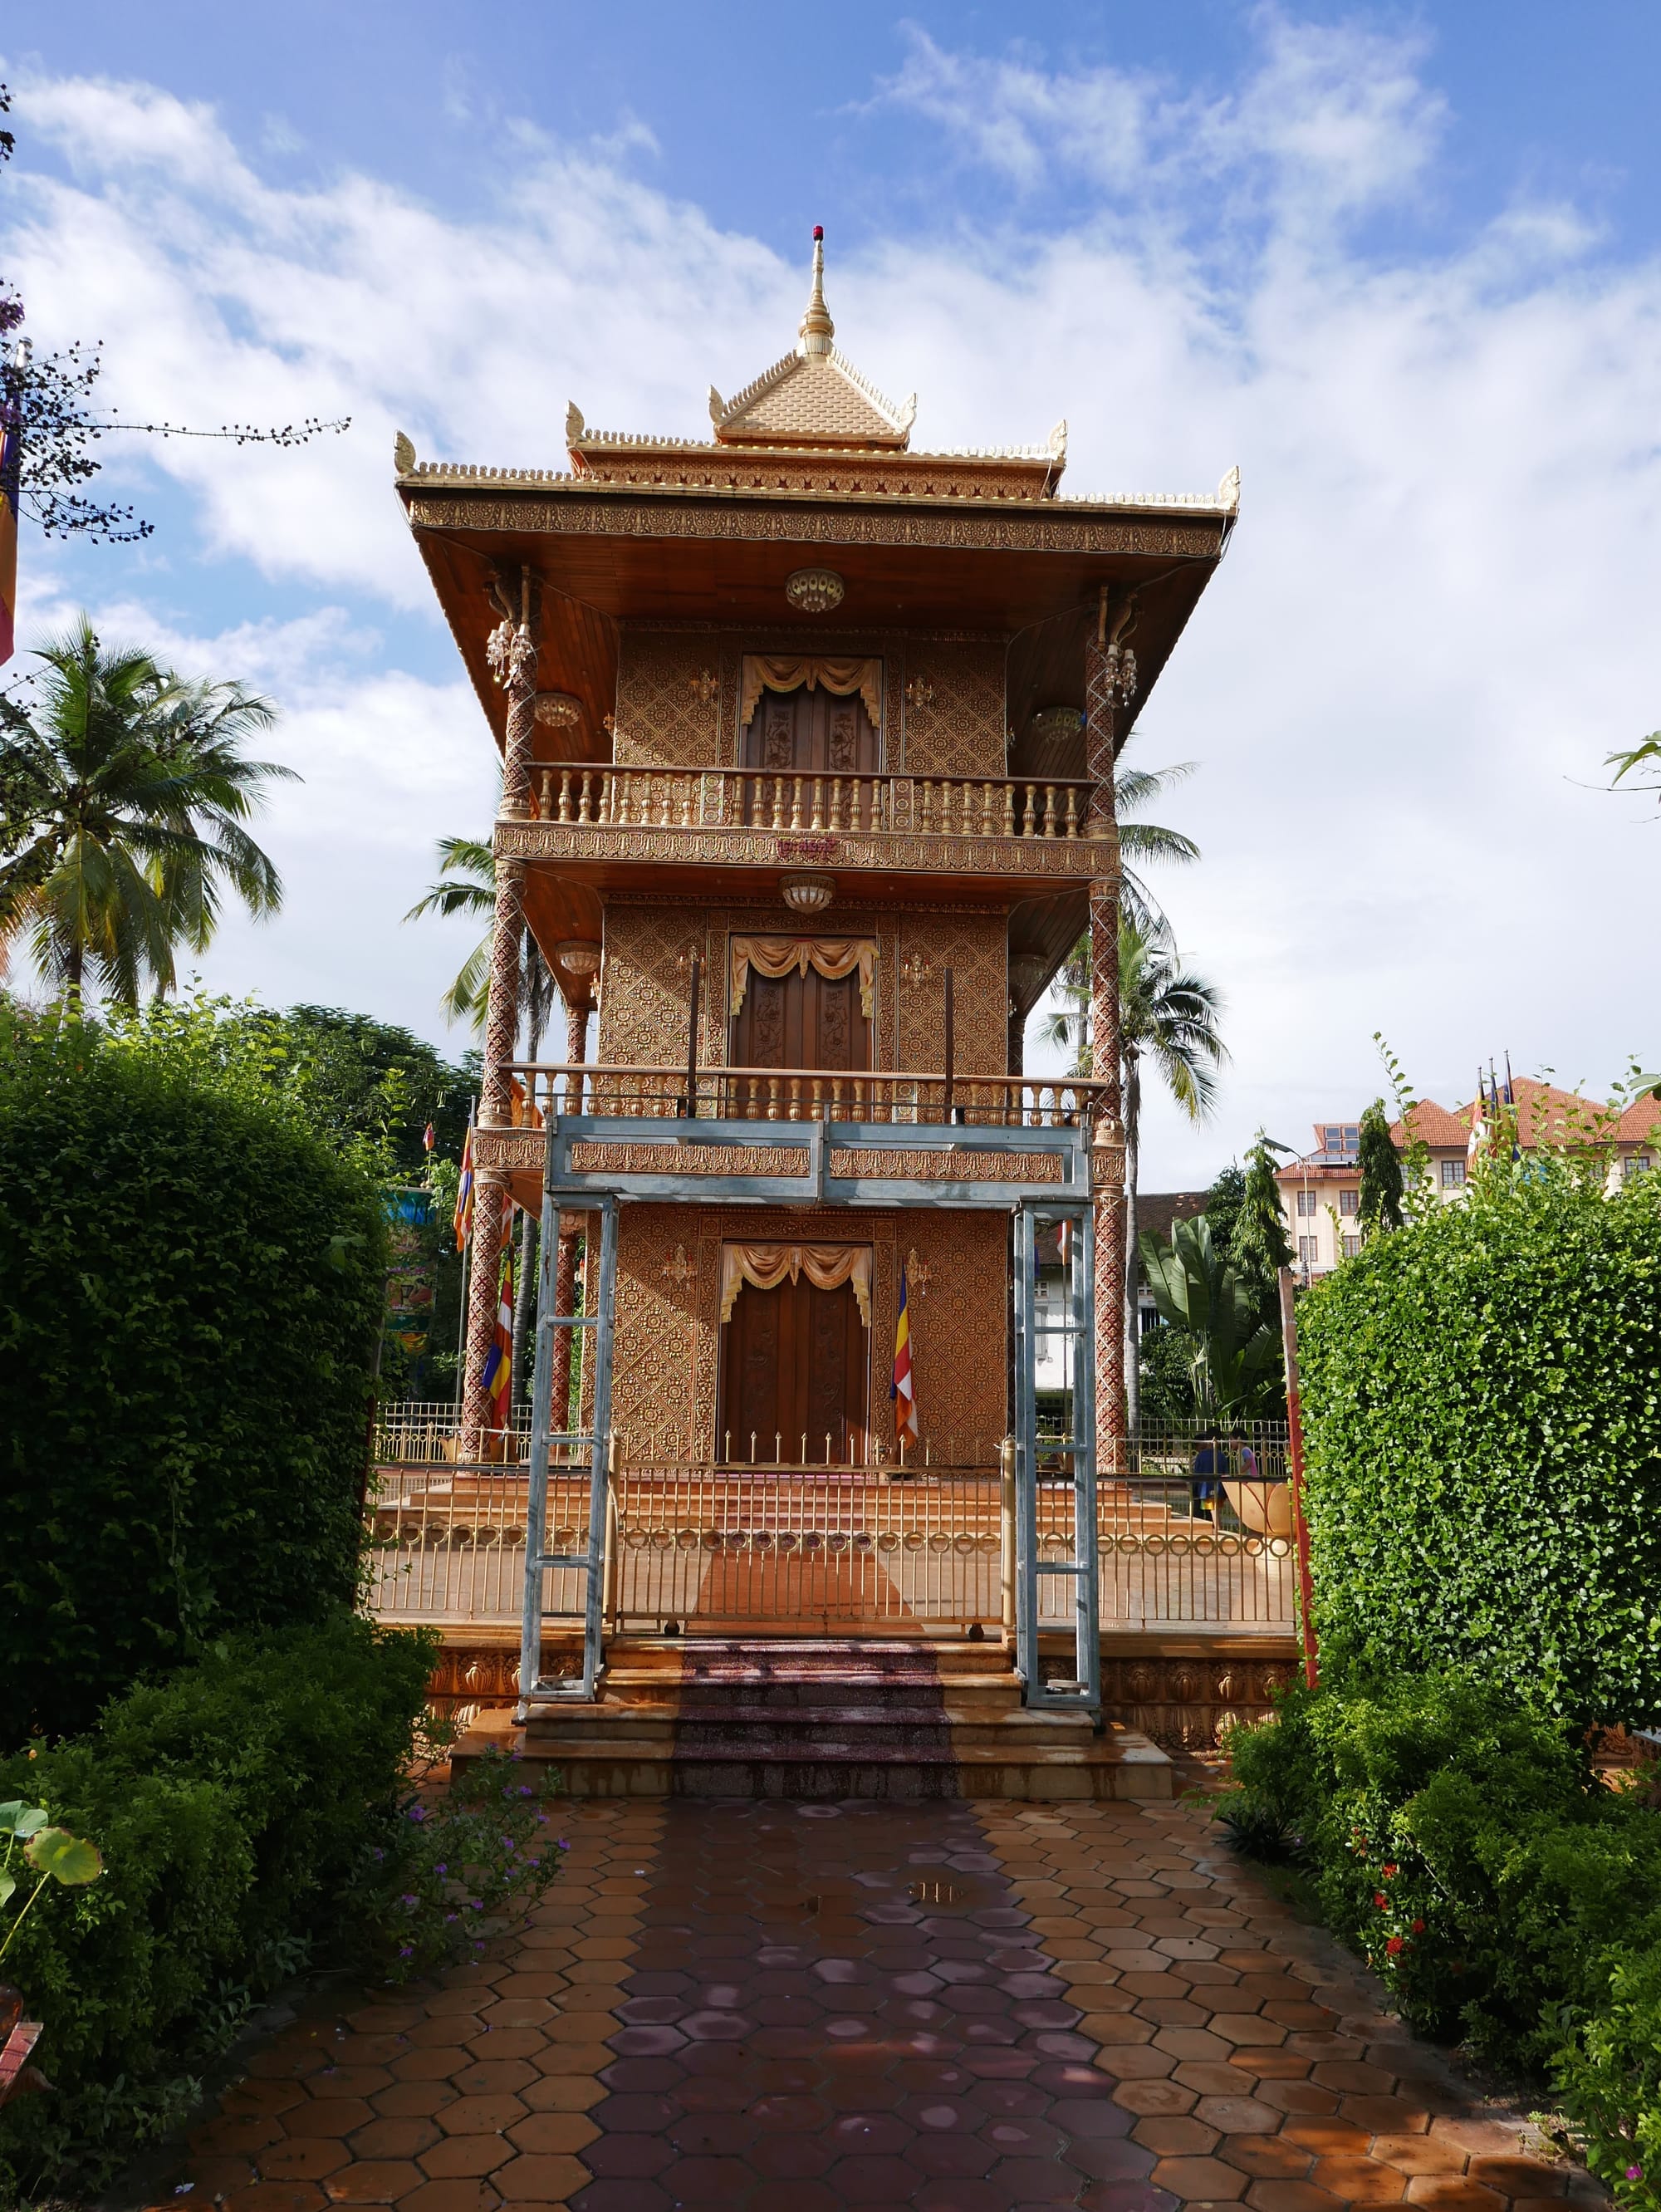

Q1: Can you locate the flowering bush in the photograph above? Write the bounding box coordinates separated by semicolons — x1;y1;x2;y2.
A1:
1222;1670;1661;2203
345;1748;567;1983
1553;1945;1661;2211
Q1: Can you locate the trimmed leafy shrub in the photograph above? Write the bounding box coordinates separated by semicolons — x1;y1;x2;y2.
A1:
1223;1672;1661;2210
1296;1168;1661;1724
0;1006;387;1744
0;1616;435;2195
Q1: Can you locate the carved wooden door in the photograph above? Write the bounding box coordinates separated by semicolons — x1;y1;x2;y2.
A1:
730;958;870;1071
741;685;879;826
718;1271;870;1466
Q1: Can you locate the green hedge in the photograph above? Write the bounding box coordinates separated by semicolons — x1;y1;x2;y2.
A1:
1223;1672;1661;2210
1296;1170;1661;1724
0;1008;387;1744
0;1613;436;2198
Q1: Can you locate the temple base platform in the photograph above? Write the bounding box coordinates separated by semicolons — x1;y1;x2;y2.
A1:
451;1636;1172;1801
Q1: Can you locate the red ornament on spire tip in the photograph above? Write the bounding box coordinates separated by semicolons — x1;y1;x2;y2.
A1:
813;224;824;240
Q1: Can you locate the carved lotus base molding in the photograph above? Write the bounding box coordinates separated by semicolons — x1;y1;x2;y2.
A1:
425;1635;1300;1753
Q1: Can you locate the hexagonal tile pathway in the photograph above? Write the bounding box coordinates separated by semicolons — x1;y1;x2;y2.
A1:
156;1795;1601;2212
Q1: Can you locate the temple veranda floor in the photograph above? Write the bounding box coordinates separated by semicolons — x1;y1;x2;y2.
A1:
147;1792;1599;2212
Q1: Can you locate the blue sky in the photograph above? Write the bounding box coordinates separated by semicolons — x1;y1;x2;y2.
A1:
2;5;1659;1183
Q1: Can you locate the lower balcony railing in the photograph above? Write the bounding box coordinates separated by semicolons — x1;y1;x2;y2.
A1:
509;1062;1109;1129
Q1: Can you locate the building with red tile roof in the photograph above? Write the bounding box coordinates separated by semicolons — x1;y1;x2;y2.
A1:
1276;1077;1661;1275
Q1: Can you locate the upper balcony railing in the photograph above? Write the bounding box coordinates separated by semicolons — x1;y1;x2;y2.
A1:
508;1062;1109;1129
531;763;1096;844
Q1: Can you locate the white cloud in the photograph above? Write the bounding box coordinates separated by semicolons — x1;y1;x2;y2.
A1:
2;22;1659;1181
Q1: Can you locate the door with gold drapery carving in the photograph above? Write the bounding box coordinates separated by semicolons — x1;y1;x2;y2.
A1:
718;1268;871;1468
740;684;879;828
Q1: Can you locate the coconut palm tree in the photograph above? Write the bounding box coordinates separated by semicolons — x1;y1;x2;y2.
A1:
1041;916;1227;1429
404;832;558;1405
0;616;292;1000
1114;753;1200;931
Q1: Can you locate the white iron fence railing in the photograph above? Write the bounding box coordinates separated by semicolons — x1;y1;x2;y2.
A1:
364;1418;1296;1639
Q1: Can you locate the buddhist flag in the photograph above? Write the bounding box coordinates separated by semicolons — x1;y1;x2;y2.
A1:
0;410;18;669
453;1121;474;1253
892;1258;919;1451
482;1211;515;1432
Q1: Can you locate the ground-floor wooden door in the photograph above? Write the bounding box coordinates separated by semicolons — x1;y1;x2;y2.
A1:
718;1272;870;1466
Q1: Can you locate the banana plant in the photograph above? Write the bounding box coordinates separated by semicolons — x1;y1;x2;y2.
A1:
1138;1214;1282;1419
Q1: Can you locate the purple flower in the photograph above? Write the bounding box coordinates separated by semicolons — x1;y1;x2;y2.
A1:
370;1847;386;1861
399;1945;413;1958
557;1838;570;1852
445;1912;458;1923
401;1894;418;1908
435;1863;447;1875
405;1804;427;1824
502;1837;516;1851
1627;2167;1644;2183
518;1785;533;1797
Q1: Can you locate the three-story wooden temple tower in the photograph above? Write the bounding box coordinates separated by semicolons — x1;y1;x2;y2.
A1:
396;231;1239;1789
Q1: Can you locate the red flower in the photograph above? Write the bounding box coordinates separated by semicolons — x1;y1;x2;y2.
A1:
1411;1918;1425;1935
1381;1863;1399;1877
1385;1935;1405;1957
1374;1892;1389;1909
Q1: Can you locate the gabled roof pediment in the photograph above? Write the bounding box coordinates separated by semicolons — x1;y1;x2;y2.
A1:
708;346;915;449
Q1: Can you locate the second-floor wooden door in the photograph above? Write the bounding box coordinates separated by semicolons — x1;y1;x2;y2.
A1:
730;957;871;1072
741;684;879;827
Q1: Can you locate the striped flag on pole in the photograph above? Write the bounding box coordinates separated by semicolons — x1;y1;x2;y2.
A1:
892;1257;919;1453
482;1199;515;1434
453;1121;474;1254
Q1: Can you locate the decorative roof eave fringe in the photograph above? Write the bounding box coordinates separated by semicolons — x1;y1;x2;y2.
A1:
394;456;1239;515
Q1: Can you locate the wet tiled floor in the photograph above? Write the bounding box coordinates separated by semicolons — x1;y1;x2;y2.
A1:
165;1796;1600;2212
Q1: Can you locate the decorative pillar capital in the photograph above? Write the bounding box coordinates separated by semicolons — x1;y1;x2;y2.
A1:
488;571;541;822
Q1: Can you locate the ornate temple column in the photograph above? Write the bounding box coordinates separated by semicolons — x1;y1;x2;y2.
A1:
462;581;538;1453
1085;596;1135;1480
551;957;597;1448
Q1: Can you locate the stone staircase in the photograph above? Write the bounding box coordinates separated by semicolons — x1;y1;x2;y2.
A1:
453;1636;1172;1801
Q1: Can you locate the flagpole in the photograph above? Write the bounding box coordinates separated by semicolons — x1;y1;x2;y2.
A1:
453;1096;476;1409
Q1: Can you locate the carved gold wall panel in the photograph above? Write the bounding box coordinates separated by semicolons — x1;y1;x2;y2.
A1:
900;640;1006;777
597;904;713;1068
894;912;1007;1076
614;630;721;768
605;1204;1007;1469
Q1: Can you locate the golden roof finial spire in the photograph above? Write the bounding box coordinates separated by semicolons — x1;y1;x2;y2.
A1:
797;224;834;358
